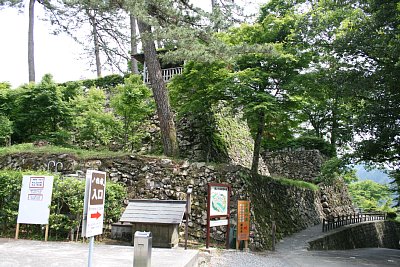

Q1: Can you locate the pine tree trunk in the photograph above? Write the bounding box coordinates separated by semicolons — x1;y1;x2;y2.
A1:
137;19;179;157
251;111;266;175
28;0;36;82
130;15;139;74
87;10;102;77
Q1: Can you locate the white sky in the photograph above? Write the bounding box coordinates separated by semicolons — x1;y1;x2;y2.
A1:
0;0;265;88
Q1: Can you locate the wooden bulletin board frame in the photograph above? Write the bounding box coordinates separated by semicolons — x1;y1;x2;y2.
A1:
206;183;231;249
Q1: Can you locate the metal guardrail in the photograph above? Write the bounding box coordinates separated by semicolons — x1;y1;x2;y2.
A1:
144;67;183;84
322;212;387;232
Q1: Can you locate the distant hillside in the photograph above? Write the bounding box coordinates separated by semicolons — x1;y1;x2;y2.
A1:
354;165;392;184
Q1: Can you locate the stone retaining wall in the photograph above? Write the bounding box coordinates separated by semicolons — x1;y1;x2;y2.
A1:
319;180;355;218
0;153;353;250
308;221;400;250
262;150;326;182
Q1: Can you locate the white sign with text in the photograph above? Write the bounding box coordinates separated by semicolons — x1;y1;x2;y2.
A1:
82;170;106;237
17;176;54;224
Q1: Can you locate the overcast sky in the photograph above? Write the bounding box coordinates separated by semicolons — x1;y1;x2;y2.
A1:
0;1;265;88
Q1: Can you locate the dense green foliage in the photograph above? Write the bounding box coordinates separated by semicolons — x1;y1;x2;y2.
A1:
0;74;154;151
316;157;349;185
264;136;336;158
169;61;232;161
348;179;395;212
111;75;154;150
0;170;126;240
1;1;399;207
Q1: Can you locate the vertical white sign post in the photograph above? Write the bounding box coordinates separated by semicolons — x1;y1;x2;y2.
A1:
16;175;54;241
82;170;106;267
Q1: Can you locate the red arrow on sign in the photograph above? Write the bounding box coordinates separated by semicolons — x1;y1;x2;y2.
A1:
90;211;101;219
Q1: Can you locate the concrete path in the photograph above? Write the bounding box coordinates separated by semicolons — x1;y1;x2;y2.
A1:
0;238;198;267
203;224;400;267
2;224;400;267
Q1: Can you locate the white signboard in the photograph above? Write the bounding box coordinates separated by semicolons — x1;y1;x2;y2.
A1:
17;176;54;224
210;186;229;216
82;170;106;237
210;219;228;227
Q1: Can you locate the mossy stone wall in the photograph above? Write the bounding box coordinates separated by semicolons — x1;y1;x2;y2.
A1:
0;153;353;250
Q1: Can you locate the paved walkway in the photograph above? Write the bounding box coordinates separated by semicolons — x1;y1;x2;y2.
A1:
0;238;198;267
1;224;400;267
204;224;400;267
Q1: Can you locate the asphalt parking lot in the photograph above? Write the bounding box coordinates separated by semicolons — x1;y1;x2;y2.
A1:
0;238;198;267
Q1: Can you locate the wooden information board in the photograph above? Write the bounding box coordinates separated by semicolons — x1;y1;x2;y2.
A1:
237;200;250;249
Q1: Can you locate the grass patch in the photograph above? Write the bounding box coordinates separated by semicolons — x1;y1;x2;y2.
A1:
272;176;319;191
0;143;130;159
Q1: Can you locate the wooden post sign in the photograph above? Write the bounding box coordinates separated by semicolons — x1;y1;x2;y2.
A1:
237;200;250;250
15;175;54;241
206;183;231;249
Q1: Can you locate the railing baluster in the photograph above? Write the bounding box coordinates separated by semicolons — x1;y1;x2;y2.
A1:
321;212;386;232
145;67;184;84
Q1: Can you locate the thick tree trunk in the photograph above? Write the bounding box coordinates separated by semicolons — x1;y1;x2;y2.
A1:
137;19;179;157
28;0;35;82
87;10;102;77
251;111;266;175
130;15;139;74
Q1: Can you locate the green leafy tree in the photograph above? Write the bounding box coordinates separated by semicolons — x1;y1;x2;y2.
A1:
388;170;400;209
11;74;72;144
222;3;305;174
111;74;154;150
292;67;360;153
348;179;395;212
344;1;400;166
169;61;231;161
299;0;400;199
284;0;369;153
71;87;122;148
317;157;352;185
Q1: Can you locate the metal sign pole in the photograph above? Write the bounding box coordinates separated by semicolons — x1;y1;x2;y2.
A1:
206;184;211;249
88;236;94;267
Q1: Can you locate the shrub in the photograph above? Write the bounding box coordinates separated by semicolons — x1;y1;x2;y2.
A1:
263;135;335;157
0;171;23;233
0;170;126;240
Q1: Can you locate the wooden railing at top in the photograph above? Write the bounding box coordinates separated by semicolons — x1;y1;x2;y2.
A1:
322;212;387;232
144;67;183;84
